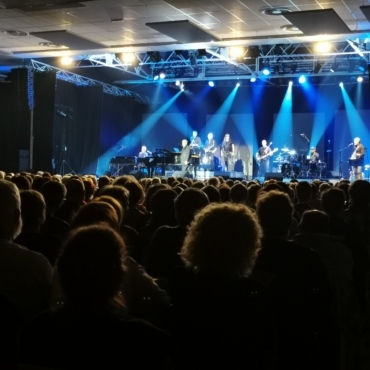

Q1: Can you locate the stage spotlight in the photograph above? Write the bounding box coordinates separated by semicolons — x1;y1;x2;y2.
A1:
120;52;136;64
236;82;240;87
298;75;306;84
358;60;368;72
198;49;207;57
175;80;180;86
357;76;364;82
229;47;244;60
159;69;166;79
289;81;293;86
180;83;185;91
60;56;73;66
261;61;270;76
189;52;197;66
208;81;215;87
315;41;331;53
250;77;257;82
147;51;161;63
339;82;344;87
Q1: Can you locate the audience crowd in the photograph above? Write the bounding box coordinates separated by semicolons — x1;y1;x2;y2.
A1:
0;168;370;369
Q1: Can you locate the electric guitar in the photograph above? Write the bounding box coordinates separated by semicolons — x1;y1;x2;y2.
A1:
256;148;278;163
204;141;217;154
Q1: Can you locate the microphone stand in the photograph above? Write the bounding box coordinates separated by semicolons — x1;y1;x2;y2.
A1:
339;144;353;179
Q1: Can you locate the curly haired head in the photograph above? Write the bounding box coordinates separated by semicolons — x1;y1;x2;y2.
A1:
180;203;262;279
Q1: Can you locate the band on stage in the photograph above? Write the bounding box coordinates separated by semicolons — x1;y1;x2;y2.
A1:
110;133;367;180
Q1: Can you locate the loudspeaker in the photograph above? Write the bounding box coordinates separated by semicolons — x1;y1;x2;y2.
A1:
214;171;230;179
265;173;283;181
129;170;145;180
172;171;191;178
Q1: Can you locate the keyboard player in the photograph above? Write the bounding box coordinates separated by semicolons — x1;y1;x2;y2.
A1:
138;145;152;176
138;145;152;158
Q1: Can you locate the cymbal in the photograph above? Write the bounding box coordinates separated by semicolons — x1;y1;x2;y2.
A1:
281;148;289;152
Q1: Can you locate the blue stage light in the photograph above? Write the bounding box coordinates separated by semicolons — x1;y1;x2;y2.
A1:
298;75;306;84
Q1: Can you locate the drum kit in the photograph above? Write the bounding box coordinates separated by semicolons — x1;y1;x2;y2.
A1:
274;148;326;179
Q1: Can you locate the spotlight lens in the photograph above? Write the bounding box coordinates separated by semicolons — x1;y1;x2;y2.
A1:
357;76;364;83
298;75;306;84
236;82;240;87
339;82;343;87
250;77;256;82
159;72;166;79
153;75;159;81
315;41;331;53
61;56;73;66
289;81;293;86
262;69;270;76
208;81;215;87
121;53;135;64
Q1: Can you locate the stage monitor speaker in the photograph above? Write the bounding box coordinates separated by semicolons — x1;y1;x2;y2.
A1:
265;173;283;181
129;170;145;180
173;171;191;178
214;171;230;179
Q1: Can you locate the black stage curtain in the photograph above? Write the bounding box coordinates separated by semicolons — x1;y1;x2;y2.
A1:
54;81;102;175
0;69;30;173
33;71;56;173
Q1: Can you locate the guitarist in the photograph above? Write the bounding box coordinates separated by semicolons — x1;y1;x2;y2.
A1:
256;140;272;176
204;132;217;168
221;133;235;171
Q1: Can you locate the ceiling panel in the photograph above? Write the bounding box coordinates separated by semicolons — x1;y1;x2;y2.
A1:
0;0;368;86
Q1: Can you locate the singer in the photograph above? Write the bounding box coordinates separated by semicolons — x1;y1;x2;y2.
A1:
256;140;272;177
349;137;365;180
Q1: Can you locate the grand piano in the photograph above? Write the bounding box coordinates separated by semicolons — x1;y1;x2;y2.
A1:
137;149;181;176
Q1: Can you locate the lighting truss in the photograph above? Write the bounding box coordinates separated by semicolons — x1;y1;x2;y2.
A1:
31;40;370;87
107;42;370;85
29;59;151;103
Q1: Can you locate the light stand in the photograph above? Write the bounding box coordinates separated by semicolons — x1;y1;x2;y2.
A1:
57;108;76;176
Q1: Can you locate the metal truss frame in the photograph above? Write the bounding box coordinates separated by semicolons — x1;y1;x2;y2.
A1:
98;41;369;85
29;59;151;103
